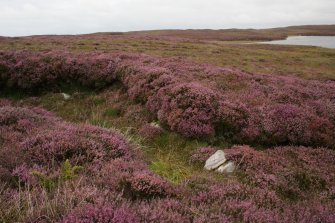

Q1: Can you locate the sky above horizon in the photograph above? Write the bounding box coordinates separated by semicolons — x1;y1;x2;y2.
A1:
0;0;334;36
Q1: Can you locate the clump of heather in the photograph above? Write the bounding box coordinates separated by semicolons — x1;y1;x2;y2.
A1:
0;105;179;221
239;103;335;146
125;170;176;199
1;50;335;146
61;203;138;223
139;123;164;139
153;82;220;138
0;98;11;106
96;159;176;200
187;177;285;223
135;198;192;222
185;145;335;222
0;106;173;194
225;145;335;201
21;124;134;168
62;198;192;223
0;106;136;179
185;147;335;222
189;146;216;164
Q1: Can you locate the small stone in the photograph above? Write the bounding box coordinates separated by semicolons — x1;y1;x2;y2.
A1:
150;121;161;129
216;161;235;174
61;93;71;100
204;150;227;170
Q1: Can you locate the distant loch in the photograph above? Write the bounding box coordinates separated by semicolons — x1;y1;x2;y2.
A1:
260;36;335;49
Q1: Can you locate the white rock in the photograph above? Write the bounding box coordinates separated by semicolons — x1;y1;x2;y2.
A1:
217;161;235;174
204;150;227;171
150;122;161;129
61;93;71;100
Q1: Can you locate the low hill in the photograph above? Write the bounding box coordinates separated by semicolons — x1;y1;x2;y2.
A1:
127;25;335;41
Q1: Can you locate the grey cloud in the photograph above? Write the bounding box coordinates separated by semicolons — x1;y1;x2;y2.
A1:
0;0;334;36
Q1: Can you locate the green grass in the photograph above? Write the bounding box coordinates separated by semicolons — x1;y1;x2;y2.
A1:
9;85;211;184
104;108;122;117
149;158;192;184
144;133;209;183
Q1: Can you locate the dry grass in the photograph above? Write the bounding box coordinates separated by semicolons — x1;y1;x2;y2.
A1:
0;178;99;223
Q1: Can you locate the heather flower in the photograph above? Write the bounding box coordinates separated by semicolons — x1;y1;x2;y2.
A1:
0;98;11;107
12;164;32;184
61;204;138;223
139;123;164;139
155;82;220;138
0;106;138;189
125;170;176;199
1;50;335;146
189;146;216;164
136;198;192;223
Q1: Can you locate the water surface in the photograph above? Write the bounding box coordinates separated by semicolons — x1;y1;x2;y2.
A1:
260;36;335;49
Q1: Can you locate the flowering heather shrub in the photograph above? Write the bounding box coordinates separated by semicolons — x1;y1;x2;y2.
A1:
240;103;335;146
125;67;172;102
139;123;164;139
282;203;335;223
0;106;138;187
97;159;176;200
21;124;134;168
188;179;283;223
135;198;192;223
154;82;220;138
61;204;138;223
225;145;335;200
63;53;119;88
11;164;35;185
1;50;335;146
189;146;216;164
0;106;56;127
0;51;64;90
125;170;176;199
0;143;27;185
0;106;58;185
63;196;191;223
186;168;335;223
97;159;143;189
0;51;118;90
1;105;184;221
173;145;335;222
0;98;11;107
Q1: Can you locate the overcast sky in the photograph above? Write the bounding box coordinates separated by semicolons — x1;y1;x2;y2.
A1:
0;0;334;36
